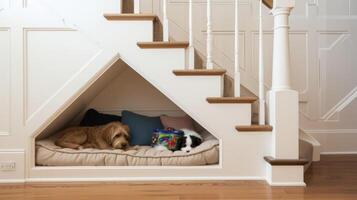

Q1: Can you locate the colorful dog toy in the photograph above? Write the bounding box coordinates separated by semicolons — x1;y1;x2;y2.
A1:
152;128;184;151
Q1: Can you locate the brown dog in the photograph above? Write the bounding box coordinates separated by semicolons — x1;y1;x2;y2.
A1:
55;122;130;150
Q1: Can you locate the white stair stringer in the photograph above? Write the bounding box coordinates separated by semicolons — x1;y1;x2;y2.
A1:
22;0;273;181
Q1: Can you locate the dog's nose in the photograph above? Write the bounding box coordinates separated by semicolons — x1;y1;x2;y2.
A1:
122;143;128;148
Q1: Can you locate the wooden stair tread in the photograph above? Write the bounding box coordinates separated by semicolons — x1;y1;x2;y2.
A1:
137;42;189;49
262;0;273;9
264;156;309;166
173;69;226;76
207;97;258;104
104;14;156;21
236;125;273;132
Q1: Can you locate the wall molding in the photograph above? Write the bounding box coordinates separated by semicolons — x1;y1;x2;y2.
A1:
318;32;354;121
22;27;103;125
302;129;357;134
304;129;357;154
321;151;357;155
0;149;25;153
0;27;11;136
321;86;357;121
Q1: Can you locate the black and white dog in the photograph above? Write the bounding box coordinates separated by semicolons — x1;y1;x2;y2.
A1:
180;129;203;153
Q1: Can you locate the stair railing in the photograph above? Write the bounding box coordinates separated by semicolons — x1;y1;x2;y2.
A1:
132;0;267;124
206;0;214;69
134;0;140;14
188;0;195;69
234;0;241;97
163;0;169;42
258;0;265;125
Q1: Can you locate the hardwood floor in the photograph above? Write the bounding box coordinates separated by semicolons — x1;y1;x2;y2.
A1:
1;155;357;200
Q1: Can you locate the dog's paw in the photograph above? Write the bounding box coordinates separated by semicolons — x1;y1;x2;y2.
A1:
126;146;139;151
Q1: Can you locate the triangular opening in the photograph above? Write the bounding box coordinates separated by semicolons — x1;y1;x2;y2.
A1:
35;60;219;167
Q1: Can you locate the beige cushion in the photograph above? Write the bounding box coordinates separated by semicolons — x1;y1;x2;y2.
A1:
36;135;219;166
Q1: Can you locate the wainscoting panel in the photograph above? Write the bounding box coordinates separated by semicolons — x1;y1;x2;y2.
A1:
0;28;11;136
23;28;102;124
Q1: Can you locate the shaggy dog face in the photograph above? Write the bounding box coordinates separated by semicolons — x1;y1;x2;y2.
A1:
103;123;130;149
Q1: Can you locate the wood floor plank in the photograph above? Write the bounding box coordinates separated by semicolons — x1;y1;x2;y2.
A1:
1;155;357;199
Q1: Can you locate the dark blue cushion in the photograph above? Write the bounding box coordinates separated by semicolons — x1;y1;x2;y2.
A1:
122;111;163;146
80;109;121;127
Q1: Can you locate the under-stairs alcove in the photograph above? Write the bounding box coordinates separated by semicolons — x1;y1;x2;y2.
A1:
34;60;220;167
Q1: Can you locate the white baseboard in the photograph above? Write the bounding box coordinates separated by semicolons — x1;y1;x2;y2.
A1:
0;176;308;187
25;176;265;183
320;151;357;155
0;179;25;184
303;130;357;154
268;182;306;187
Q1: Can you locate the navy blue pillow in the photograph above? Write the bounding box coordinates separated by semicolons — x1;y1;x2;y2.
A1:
122;111;163;146
80;109;122;127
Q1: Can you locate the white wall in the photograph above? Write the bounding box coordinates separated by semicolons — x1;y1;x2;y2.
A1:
142;0;357;153
87;65;184;117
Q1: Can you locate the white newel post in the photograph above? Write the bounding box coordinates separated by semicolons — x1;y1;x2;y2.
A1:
134;0;140;14
266;0;304;186
163;0;169;42
206;0;213;69
188;0;195;69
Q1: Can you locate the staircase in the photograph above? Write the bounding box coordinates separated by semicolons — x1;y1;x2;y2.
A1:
0;0;307;185
105;1;274;133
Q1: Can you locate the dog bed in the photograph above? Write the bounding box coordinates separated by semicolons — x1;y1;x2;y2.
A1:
35;133;219;166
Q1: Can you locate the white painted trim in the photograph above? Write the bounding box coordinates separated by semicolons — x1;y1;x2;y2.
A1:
0;27;11;136
303;129;357;154
32;164;222;171
321;152;357;155
29;53;121;139
0;149;25;153
22;27;79;124
299;129;321;161
302;129;357;134
26;176;266;183
299;129;321;146
0;179;25;184
321;86;357;121
268;182;306;187
27;52;121;172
